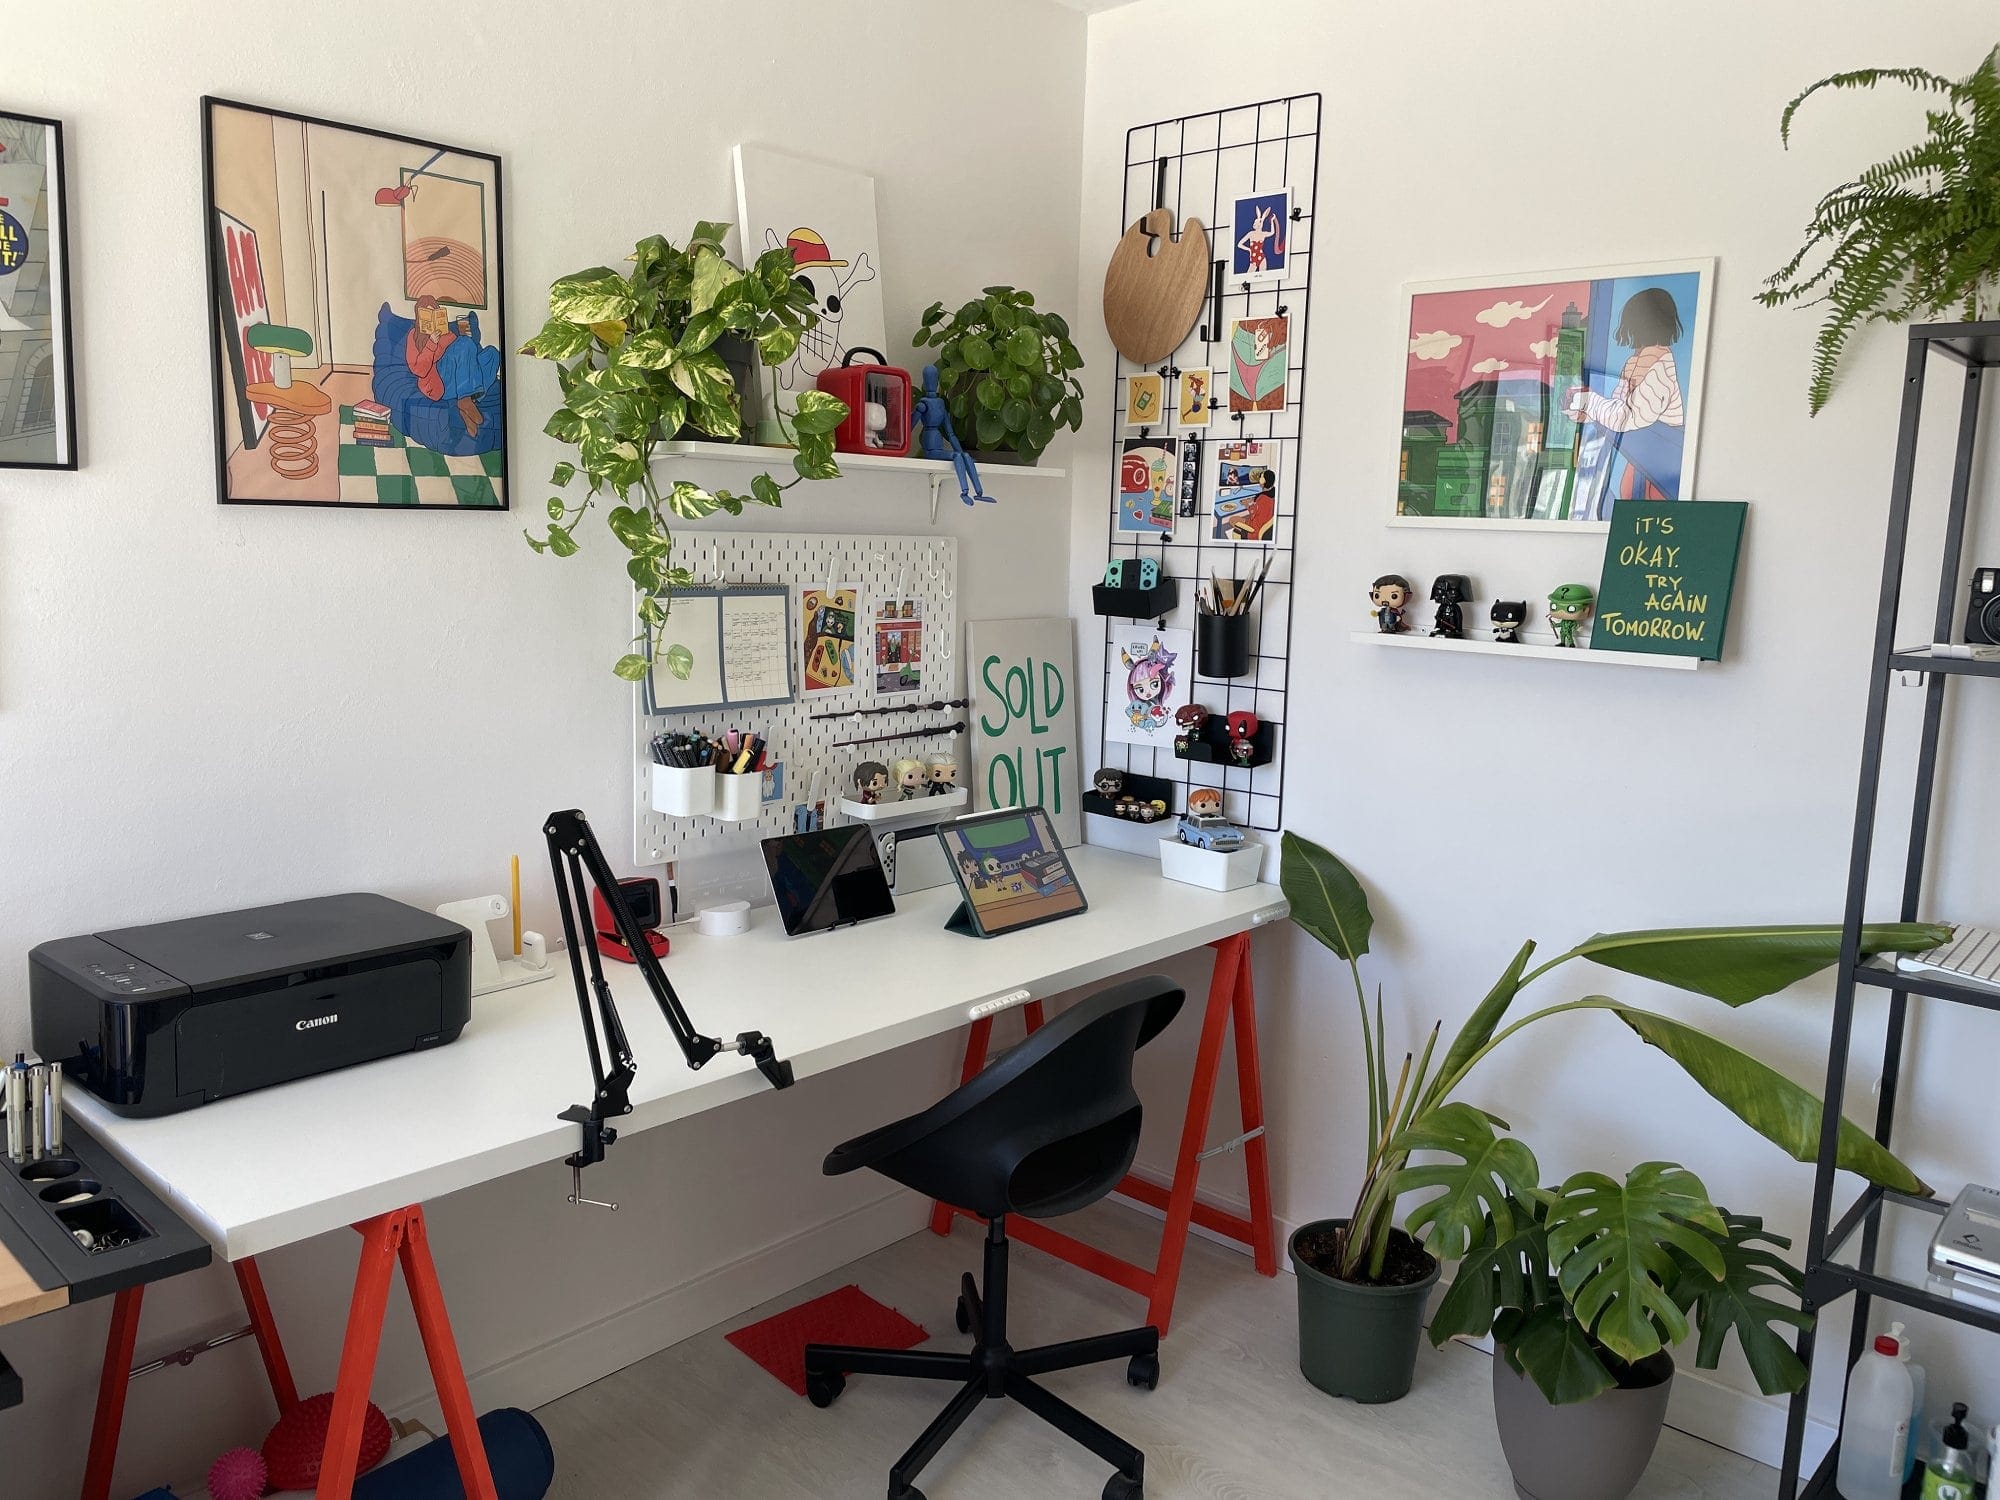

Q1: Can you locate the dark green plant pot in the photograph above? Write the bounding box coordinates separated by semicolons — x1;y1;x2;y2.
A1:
1290;1219;1439;1404
967;448;1037;467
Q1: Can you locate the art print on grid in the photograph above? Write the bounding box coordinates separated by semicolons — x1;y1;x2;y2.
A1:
1097;95;1317;835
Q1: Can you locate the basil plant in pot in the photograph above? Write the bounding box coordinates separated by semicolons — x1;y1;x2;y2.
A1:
908;286;1084;464
520;223;848;680
1277;831;1946;1455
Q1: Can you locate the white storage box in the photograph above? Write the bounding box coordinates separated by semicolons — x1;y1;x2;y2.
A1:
1157;836;1265;891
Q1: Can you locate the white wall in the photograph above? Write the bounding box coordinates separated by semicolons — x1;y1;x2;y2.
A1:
1077;0;2000;1467
0;3;1084;1494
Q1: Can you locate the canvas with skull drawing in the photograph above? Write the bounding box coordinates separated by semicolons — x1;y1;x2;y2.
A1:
732;144;886;443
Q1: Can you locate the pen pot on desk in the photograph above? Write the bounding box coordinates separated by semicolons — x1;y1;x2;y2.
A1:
651;763;717;817
1197;610;1254;678
712;770;763;822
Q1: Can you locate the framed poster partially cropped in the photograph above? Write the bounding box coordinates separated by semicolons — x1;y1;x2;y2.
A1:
202;97;508;508
0;110;78;471
1392;258;1714;531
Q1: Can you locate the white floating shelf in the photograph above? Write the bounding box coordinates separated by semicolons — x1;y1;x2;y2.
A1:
1349;631;1702;671
838;786;970;822
656;440;1065;522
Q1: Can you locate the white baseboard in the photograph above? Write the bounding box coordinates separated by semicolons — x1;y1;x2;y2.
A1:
386;1187;925;1433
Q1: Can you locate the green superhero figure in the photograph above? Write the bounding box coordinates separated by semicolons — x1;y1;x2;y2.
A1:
1547;583;1594;648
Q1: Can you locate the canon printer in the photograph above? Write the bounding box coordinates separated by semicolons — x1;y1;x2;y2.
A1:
30;894;472;1117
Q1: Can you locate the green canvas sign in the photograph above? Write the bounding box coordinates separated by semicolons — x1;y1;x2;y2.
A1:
1590;500;1746;661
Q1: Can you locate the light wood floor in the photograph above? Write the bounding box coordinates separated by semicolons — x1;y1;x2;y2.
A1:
536;1199;1777;1499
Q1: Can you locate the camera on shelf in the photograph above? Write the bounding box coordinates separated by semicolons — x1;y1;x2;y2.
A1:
1967;566;2000;645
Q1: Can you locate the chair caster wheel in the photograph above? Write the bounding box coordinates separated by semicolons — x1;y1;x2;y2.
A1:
955;1295;972;1335
1126;1352;1160;1390
1103;1471;1143;1500
806;1370;845;1408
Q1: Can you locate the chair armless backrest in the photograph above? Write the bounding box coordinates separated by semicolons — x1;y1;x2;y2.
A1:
823;975;1185;1220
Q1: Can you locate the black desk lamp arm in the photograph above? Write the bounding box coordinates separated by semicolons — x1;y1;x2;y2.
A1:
542;810;793;1200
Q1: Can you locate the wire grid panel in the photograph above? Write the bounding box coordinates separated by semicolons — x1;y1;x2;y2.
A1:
1098;94;1318;834
631;532;960;868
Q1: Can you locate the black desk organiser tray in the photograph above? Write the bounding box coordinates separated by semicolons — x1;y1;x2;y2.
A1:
1091;575;1179;621
0;1115;210;1307
1081;769;1178;823
1174;717;1279;769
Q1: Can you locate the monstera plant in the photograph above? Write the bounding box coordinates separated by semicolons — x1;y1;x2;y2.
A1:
521;223;848;679
1278;833;1946;1416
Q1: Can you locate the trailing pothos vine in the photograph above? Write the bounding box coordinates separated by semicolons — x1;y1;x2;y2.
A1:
520;223;848;680
1762;44;2000;414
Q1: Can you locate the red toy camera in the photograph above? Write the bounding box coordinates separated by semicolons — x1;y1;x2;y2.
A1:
815;348;912;457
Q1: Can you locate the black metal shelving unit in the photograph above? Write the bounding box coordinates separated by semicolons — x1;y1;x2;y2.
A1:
1778;321;2000;1498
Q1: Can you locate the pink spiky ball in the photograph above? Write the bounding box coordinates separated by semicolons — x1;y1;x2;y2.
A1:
206;1445;268;1500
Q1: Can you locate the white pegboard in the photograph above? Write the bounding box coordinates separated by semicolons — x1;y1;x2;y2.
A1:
632;532;960;867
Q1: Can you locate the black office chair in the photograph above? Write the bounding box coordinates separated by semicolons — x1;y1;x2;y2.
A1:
803;974;1184;1500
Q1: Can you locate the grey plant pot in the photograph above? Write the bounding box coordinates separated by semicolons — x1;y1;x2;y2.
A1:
1491;1346;1674;1500
966;448;1038;467
1289;1219;1439;1404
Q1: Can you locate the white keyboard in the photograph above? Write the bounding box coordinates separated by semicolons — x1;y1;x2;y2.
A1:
1899;925;2000;988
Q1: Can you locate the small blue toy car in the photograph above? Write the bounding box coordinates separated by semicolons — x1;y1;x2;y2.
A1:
1177;812;1245;852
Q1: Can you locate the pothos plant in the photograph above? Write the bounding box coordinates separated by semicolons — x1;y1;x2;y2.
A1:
1761;44;2000;414
520;223;849;680
909;287;1084;462
1279;833;1947;1398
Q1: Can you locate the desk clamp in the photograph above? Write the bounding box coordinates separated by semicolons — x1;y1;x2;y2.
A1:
544;808;794;1210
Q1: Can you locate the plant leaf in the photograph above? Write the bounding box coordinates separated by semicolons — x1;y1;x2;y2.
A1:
789;390;850;436
612;654;650;682
1607;1003;1930;1195
1390;1102;1541;1261
1575;923;1953;1004
1544;1163;1725;1365
1278;832;1373;960
1428;1199;1553;1346
1428;938;1535;1104
547;267;635;325
663;643;694;681
1507;1304;1618;1406
1670;1213;1812;1395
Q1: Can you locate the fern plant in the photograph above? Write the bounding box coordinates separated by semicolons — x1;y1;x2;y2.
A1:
1761;44;2000;414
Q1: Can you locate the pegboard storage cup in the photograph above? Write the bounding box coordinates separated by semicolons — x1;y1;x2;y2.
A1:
651;763;717;818
712;772;762;822
1197;611;1254;679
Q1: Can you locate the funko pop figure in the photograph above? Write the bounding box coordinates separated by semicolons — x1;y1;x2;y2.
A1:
1547;583;1595;648
853;760;889;804
1370;573;1414;634
1490;600;1527;645
892;756;928;799
1187;787;1224;817
1429;574;1472;640
1093;767;1127;799
1174;702;1211;755
926;755;958;796
1226;709;1260;767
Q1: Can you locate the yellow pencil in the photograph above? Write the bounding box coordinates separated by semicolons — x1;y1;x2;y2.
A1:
510;854;522;956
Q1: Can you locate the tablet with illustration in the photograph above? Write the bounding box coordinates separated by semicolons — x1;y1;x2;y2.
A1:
936;807;1087;937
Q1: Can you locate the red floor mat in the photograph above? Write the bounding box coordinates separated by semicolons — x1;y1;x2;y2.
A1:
726;1284;929;1396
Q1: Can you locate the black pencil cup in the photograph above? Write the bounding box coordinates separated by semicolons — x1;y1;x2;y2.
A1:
1197;611;1254;678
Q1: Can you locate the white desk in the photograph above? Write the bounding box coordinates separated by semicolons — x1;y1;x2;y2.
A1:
63;846;1288;1500
72;848;1285;1258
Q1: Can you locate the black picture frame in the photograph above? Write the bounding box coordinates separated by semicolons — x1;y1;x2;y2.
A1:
0;109;79;472
201;96;509;510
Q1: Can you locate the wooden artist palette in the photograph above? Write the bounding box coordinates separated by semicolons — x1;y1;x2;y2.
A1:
1102;210;1210;365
